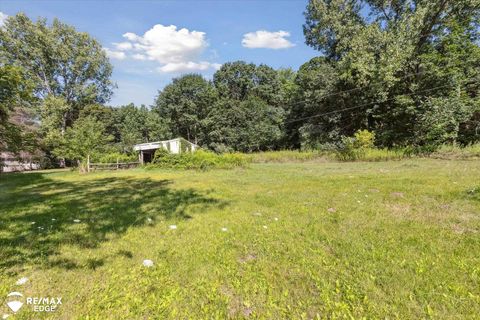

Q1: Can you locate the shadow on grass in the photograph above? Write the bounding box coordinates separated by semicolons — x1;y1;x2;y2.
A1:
0;172;226;272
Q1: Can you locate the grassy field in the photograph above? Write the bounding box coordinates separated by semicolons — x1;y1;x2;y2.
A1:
0;159;479;319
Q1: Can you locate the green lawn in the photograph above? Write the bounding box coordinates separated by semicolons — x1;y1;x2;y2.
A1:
1;159;479;319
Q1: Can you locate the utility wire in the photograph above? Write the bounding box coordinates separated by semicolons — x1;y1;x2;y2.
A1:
286;69;430;108
285;79;477;125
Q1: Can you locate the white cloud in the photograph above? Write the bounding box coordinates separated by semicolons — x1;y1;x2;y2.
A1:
104;48;126;60
158;61;221;73
242;30;295;49
0;12;8;27
124;24;206;64
108;24;220;73
132;53;147;60
123;32;139;42
113;42;133;50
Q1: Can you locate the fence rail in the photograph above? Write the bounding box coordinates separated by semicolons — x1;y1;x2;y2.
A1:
87;157;140;172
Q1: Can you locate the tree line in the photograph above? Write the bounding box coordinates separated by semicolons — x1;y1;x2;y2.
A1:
1;1;479;166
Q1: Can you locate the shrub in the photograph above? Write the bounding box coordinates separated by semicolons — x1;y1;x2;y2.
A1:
353;130;375;149
149;149;249;170
95;152;138;163
336;136;361;161
335;130;411;161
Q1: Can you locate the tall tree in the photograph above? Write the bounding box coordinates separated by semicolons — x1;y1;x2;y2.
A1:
205;96;285;152
114;104;170;153
207;62;286;151
53;115;112;170
213;61;282;105
303;0;480;146
0;13;115;136
0;65;35;153
153;74;216;145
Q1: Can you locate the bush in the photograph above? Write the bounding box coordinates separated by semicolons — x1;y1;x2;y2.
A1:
149;149;250;170
353;130;375;149
335;130;411;161
95;152;138;163
336;136;360;161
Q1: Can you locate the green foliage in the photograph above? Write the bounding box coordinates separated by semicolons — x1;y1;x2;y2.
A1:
302;0;480;147
0;13;114;107
335;130;374;161
2;6;480;167
53;116;112;166
153;74;216;145
94;152;138;164
415;97;479;146
150;149;249;170
333;130;410;161
0;65;35;153
113;103;170;153
214;61;282;104
336;136;360;161
430;143;480;160
0;13;115;161
206;96;285;152
353;129;375;149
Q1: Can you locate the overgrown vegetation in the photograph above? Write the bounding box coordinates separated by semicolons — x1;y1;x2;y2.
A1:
1;2;479;168
149;149;249;170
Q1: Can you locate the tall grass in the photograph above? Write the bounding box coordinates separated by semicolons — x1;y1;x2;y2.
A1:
430;143;480;159
335;148;411;162
248;150;330;163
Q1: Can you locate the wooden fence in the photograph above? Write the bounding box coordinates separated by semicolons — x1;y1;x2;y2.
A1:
86;156;140;172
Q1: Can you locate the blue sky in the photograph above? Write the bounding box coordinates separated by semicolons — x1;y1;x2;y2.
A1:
0;1;318;106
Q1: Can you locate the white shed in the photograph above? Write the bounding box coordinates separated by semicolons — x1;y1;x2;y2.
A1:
133;138;198;164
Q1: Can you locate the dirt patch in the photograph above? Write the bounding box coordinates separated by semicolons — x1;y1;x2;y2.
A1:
238;253;257;264
219;285;254;318
452;224;478;234
390;192;405;198
386;203;411;218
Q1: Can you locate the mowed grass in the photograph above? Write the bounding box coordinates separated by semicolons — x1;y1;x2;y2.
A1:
0;159;479;319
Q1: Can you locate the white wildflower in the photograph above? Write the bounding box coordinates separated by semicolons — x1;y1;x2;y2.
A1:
16;277;28;285
142;259;154;267
169;225;177;230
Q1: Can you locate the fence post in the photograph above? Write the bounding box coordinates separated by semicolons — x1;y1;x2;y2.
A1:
87;154;90;173
116;157;119;170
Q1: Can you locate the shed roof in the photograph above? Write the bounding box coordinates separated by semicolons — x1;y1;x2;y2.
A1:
133;138;196;151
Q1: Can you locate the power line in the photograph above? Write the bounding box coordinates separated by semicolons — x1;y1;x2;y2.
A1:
285;79;476;125
287;69;429;107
